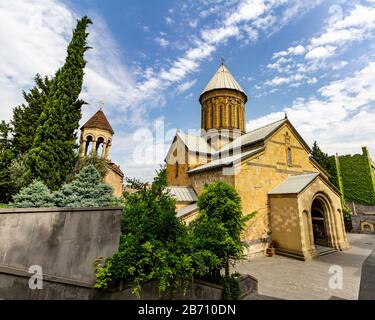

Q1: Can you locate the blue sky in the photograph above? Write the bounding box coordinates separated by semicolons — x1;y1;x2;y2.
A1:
0;0;375;181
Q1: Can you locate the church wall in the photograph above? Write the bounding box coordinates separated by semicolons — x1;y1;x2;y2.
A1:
268;195;303;254
166;138;212;187
104;168;123;197
189;168;235;196
234;123;320;254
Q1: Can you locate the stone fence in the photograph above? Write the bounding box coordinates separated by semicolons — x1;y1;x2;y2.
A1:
0;207;258;300
0;207;122;299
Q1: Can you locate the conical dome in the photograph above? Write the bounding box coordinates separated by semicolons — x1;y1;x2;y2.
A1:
200;63;246;100
81;109;114;134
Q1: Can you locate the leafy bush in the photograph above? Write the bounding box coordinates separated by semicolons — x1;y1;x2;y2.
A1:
221;273;241;300
95;175;253;300
192;181;255;279
12;180;54;208
95;168;222;296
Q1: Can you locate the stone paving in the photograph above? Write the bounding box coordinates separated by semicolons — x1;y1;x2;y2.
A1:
236;233;375;300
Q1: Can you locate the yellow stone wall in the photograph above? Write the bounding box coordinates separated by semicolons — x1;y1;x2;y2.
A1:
200;89;246;133
189;168;235;195
166;137;211;187
268;194;302;253
104;167;123;197
234;122;319;245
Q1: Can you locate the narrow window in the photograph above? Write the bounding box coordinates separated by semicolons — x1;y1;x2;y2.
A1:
175;161;179;178
287;148;292;166
220;105;223;127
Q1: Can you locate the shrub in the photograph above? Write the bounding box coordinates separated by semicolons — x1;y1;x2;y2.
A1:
95;168;197;295
12;180;54;208
12;165;114;208
221;273;241;300
53;165;114;208
193;181;255;279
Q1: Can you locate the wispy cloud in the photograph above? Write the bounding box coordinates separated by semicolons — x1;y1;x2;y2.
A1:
248;61;375;156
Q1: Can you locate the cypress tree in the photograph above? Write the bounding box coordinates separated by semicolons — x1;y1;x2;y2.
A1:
0;121;14;203
27;16;92;190
11;74;52;155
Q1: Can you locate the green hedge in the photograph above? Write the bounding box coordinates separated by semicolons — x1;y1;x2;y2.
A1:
338;151;375;205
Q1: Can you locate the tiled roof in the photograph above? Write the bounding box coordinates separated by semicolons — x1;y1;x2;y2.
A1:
201;63;246;97
168;186;198;202
81;109;114;134
188;147;264;174
219;118;287;153
177;131;215;154
269;173;319;195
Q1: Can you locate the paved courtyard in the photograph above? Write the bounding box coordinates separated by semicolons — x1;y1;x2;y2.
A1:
235;233;375;300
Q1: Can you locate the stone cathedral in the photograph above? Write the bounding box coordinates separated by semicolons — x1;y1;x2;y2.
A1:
165;62;350;260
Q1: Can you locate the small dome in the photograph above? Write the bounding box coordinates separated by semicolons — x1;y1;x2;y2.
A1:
81;109;114;134
200;63;246;99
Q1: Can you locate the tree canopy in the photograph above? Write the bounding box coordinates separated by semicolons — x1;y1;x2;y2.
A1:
27;16;92;190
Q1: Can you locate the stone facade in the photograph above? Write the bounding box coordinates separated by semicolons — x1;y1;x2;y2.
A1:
166;63;350;260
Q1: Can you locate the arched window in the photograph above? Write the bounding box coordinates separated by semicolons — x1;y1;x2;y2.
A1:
287;147;292;166
85;135;93;156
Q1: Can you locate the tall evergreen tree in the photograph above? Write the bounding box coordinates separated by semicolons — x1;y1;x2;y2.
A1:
11;74;52;155
311;141;331;172
0;121;15;202
27;16;92;190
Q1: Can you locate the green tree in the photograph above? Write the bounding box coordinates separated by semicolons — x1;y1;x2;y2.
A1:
193;181;253;279
68;153;109;182
95;168;213;296
53;165;113;208
0;121;15;203
27;16;92;190
11;74;53;155
311;141;334;173
12;180;54;208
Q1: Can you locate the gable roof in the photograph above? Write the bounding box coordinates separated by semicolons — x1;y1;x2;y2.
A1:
219;118;286;153
188;146;264;175
269;173;319;195
200;63;246;99
168;186;198;202
81;109;114;134
177;131;215;154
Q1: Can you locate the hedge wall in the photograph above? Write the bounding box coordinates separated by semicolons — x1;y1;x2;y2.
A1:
338;149;375;205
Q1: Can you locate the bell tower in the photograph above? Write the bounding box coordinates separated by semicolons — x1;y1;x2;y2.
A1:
199;61;247;139
79;108;114;159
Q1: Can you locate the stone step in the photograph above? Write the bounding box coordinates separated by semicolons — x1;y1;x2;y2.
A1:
315;245;337;256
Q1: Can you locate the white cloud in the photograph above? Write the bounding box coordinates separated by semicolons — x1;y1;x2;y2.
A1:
165;17;173;25
176;79;197;94
249;62;375;156
155;37;170;47
224;0;266;26
201;25;240;44
305;45;336;60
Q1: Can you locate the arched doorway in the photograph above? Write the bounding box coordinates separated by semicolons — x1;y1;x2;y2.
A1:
311;198;328;246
